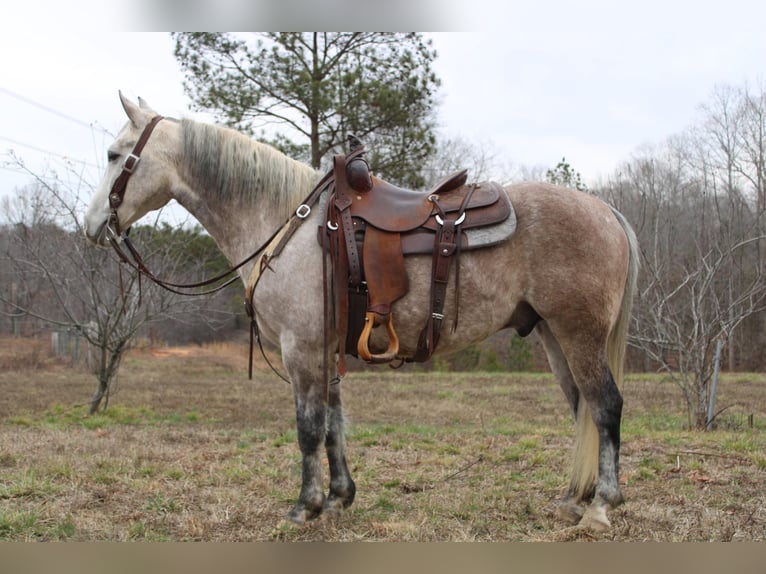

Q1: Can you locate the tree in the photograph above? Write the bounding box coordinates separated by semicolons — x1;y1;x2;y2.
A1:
546;157;588;191
598;83;766;429
172;32;441;187
422;134;510;184
0;167;234;413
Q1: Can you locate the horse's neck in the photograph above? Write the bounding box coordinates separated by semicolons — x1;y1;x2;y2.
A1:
170;139;320;279
202;199;271;272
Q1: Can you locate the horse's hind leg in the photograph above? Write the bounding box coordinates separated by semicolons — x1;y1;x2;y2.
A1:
537;321;578;419
324;381;356;517
547;326;624;531
570;349;623;530
536;322;588;523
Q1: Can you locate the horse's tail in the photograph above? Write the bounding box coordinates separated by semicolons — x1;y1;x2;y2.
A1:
570;207;639;501
606;207;639;388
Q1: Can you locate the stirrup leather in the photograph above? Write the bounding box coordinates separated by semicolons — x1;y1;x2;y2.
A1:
357;312;399;363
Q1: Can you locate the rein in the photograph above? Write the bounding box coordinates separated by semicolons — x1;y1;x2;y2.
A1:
104;115;336;383
106;115;251;296
105;115;316;297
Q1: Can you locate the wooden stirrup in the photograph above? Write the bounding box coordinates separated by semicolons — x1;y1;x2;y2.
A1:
357;311;399;364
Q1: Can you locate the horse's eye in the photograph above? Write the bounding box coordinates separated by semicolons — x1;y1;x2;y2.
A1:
107;150;120;162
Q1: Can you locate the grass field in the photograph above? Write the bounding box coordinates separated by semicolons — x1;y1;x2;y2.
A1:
0;336;764;541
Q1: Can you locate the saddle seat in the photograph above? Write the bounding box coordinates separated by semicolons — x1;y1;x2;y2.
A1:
349;170;468;232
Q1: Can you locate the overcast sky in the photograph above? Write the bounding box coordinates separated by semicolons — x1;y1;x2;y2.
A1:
2;3;765;214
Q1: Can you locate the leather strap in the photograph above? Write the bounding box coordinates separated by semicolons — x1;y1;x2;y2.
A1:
333;154;363;286
414;184;477;362
108;115;164;235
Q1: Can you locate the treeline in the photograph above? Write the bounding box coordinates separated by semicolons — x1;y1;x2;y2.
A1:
0;186;241;348
436;82;766;393
598;83;766;371
2;82;764;386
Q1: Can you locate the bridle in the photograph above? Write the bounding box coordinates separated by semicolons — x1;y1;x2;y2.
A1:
107;115;164;237
105;115;263;296
103;114;338;382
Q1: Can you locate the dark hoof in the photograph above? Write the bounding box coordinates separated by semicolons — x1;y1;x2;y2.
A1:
287;503;322;525
557;498;585;524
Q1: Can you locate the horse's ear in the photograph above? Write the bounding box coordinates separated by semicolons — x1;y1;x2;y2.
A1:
137;96;158;115
118;90;148;128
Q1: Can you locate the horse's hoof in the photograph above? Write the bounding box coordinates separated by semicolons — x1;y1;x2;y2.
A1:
557;499;585;524
322;498;346;521
577;505;611;532
287;504;321;525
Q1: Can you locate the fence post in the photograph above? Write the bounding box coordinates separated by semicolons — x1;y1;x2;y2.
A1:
706;339;724;431
51;331;59;355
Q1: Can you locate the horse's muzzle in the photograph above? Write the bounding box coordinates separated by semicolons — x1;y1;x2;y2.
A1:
84;219;111;247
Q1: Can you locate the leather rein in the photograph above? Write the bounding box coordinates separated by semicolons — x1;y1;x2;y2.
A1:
105;117;375;391
105;115;301;297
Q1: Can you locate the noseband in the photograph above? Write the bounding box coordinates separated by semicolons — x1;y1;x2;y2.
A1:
107;115;164;237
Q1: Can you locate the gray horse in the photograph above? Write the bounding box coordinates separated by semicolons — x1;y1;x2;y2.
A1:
84;93;639;532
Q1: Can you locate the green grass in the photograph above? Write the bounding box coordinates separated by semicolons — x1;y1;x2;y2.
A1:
7;403;216;429
1;341;764;541
0;510;77;541
0;469;59;500
145;494;180;515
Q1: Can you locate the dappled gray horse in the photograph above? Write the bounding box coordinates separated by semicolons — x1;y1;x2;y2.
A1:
84;93;639;532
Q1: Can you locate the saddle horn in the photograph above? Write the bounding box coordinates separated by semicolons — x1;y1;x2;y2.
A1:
345;135;372;193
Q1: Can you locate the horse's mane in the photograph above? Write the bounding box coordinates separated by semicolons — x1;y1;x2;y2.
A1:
180;119;321;219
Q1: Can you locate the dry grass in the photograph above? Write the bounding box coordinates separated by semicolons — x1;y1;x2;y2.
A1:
0;336;764;541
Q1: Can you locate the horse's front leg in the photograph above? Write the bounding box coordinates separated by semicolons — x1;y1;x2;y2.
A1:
324;380;356;517
286;368;327;525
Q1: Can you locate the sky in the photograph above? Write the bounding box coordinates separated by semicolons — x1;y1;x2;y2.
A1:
1;2;765;217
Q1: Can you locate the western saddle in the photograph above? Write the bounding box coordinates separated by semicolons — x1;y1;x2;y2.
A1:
320;141;514;375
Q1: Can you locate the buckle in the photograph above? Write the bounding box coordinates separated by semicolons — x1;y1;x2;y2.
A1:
123;153;141;173
295;204;311;219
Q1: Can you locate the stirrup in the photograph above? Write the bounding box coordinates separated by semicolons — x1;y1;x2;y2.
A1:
357;311;399;363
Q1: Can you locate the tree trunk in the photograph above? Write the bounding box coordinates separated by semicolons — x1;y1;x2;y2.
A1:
88;377;109;414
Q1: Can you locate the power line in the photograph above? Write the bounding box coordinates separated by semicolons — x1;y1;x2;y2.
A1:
0;135;101;169
0;86;113;136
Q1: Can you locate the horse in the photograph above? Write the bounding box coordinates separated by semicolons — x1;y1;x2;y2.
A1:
84;93;639;532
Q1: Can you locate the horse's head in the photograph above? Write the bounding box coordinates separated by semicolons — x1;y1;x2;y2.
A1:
84;92;175;246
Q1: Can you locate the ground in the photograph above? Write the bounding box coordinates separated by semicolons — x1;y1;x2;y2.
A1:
0;337;764;541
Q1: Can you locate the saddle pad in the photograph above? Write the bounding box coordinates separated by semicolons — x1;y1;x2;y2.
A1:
400;213;516;254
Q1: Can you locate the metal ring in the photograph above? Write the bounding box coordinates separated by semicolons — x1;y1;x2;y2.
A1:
105;224;122;244
434;212;466;226
327;220;339;231
295;204;311;219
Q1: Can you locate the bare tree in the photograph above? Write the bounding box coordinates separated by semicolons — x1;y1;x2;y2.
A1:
601;83;766;428
1;166;234;413
634;229;766;428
